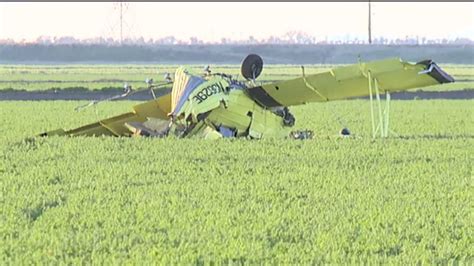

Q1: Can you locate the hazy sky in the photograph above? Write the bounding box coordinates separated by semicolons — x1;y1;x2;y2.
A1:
1;2;473;42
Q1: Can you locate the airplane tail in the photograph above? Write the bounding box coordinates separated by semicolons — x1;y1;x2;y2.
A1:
39;93;171;137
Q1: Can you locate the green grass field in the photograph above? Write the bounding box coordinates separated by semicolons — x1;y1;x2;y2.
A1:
1;64;473;92
1;100;472;264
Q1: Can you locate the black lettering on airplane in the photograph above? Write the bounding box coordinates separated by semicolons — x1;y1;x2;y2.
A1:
192;82;225;104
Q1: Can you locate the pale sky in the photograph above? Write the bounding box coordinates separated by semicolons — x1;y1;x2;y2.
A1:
1;2;473;42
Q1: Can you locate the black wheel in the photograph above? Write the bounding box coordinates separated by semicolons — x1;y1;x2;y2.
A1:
241;54;263;80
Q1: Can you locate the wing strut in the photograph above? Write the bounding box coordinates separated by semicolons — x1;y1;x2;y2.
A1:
301;66;329;101
367;70;397;138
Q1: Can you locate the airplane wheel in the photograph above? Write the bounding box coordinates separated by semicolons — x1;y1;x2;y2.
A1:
241;54;263;80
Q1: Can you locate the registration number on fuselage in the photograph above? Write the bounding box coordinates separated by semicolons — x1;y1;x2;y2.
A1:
192;82;225;104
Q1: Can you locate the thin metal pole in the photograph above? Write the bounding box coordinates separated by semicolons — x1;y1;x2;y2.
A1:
368;71;376;138
384;92;390;137
374;78;384;137
120;2;123;45
368;0;372;44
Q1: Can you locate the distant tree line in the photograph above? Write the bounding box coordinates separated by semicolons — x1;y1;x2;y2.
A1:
2;32;473;46
0;44;472;64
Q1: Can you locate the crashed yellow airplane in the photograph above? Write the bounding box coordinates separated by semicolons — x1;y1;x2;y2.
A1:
40;54;454;139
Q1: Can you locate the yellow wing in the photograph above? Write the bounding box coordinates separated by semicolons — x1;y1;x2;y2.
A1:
246;58;454;107
40;92;171;137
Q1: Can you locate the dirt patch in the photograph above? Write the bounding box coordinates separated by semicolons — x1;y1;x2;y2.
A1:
357;90;474;100
0;89;170;101
0;89;472;101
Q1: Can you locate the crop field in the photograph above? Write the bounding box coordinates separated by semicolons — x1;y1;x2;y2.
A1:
1;64;473;92
0;99;472;264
